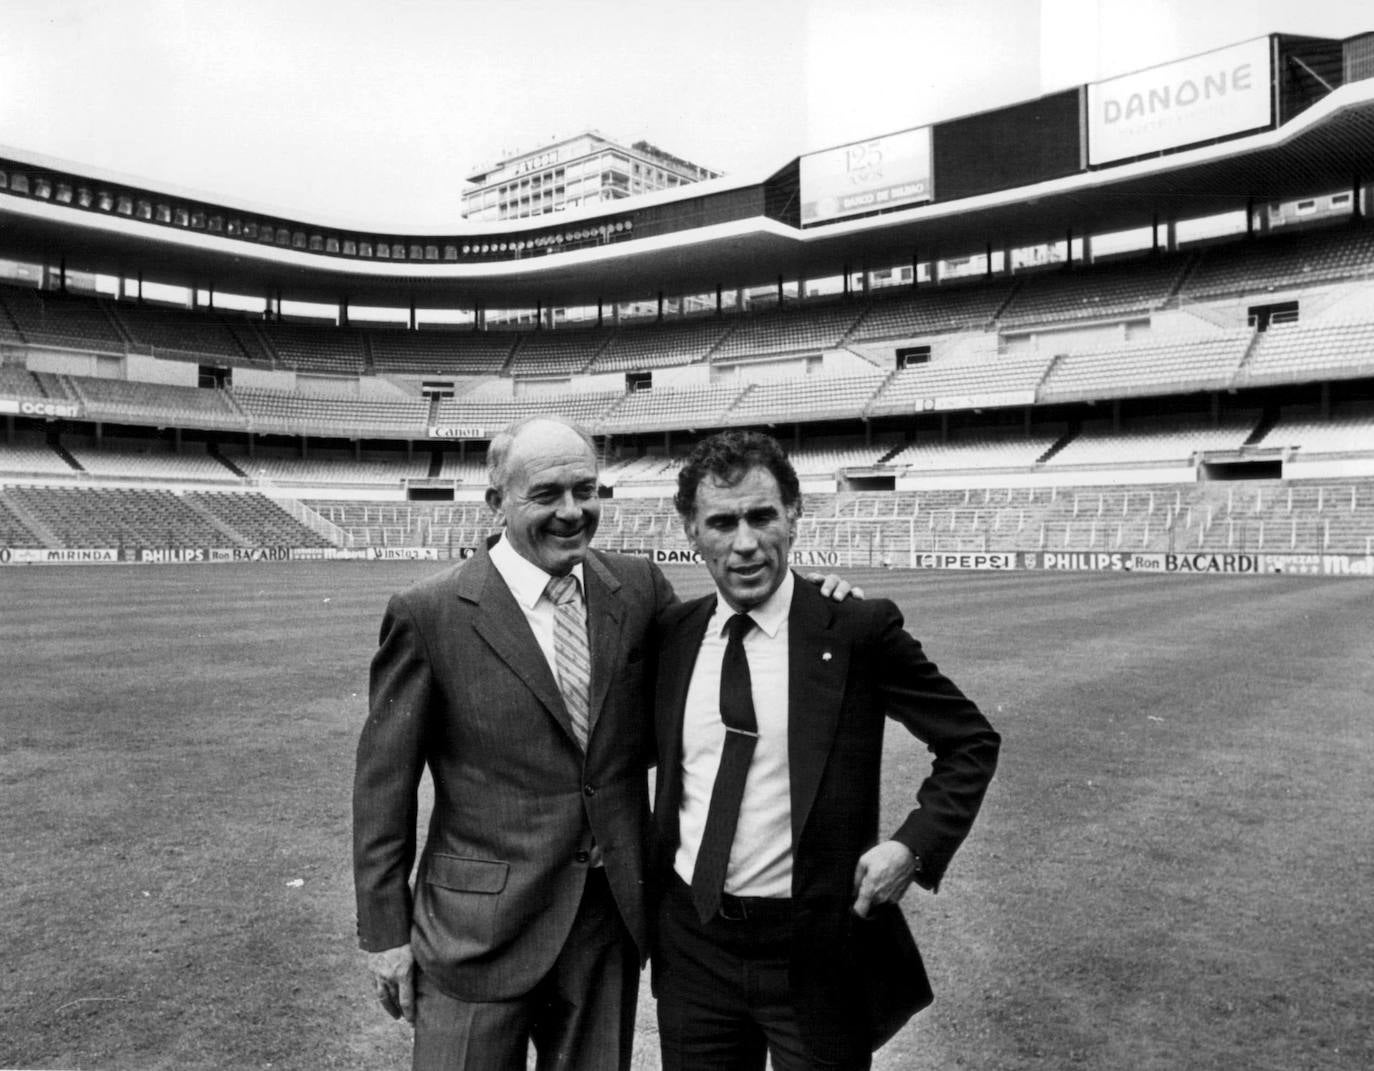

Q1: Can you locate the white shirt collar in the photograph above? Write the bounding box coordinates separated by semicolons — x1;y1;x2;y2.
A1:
710;568;794;639
489;532;586;609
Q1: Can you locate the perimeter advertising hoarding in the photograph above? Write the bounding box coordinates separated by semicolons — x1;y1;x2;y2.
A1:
800;128;932;225
1087;36;1273;166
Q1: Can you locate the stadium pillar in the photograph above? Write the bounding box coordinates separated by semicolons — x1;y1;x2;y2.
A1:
409;298;417;331
1064;232;1072;269
1152;213;1160;254
929;258;940;285
535;300;543;329
1246;197;1256;238
842;266;850;298
911;251;919;289
657;292;664;322
986;243;995;277
1082;234;1094;265
596;300;603;328
716;285;723;316
1165;221;1178;253
339;301;349;327
777;275;784;306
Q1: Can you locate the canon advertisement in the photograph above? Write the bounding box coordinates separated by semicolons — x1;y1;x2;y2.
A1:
800;127;933;225
1087;36;1273;166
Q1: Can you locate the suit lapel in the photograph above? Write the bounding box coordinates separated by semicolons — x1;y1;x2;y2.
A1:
582;551;625;735
460;545;576;744
787;578;847;845
657;596;715;847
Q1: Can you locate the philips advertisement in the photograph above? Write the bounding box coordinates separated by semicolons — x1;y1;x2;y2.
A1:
1087;36;1273;166
800;127;933;225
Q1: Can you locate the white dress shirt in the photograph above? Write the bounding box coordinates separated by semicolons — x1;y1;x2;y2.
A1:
488;533;587;681
675;570;794;899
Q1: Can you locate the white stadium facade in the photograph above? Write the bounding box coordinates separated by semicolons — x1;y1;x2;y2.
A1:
3;30;1374;574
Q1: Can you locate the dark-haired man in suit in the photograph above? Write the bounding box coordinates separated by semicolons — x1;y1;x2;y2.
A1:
651;430;1000;1071
353;416;857;1071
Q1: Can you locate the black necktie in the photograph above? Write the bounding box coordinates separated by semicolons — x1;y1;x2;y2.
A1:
690;612;758;924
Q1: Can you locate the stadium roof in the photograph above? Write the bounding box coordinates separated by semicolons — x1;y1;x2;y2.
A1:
3;72;1374;310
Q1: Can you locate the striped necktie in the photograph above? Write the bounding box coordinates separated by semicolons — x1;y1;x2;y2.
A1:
546;573;591;750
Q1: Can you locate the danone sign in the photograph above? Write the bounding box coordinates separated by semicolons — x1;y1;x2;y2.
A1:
1088;36;1272;166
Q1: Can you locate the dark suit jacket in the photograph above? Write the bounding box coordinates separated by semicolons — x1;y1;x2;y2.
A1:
353;542;675;1002
652;575;1000;1063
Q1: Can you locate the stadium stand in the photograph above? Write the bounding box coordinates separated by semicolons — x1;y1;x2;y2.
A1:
1180;224;1374;301
106;300;249;364
434;389;623;430
67;375;244;429
256;320;367;374
237;455;432;486
1257;409;1374;454
868;354;1051;416
887;432;1062;471
591;318;730;372
850;280;1015;340
367;326;516;375
507;329;609;377
711;302;864;360
64;444;236;482
1035;331;1254;402
1046;419;1258;467
603;383;746;431
1237;320;1374;386
997;253;1190;327
229;388;430;435
0;492;40;547
721;373;887;426
0;442;80;476
0;286;125;352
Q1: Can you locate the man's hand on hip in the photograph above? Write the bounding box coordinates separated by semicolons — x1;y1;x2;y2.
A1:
851;840;917;918
367;943;416;1023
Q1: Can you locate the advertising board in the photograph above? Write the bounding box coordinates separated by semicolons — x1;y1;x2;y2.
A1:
1087;36;1272;166
800;128;932;225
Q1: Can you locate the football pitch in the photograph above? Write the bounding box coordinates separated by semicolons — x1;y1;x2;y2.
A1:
3;562;1371;1070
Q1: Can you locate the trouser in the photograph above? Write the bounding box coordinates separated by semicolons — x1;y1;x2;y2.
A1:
654;873;871;1071
413;868;638;1071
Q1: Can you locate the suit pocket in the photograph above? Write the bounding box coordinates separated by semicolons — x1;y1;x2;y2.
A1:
426;853;509;893
418;854;509;957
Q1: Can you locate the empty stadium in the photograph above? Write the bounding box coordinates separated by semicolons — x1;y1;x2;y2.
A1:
3;8;1374;1070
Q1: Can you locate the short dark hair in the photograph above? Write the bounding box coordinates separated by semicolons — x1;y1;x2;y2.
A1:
674;430;802;519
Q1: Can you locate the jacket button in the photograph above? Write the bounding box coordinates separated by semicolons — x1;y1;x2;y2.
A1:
583;784;596;797
574;850;590;863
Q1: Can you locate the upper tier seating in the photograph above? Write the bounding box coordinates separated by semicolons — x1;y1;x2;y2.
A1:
997;253;1189;328
0;287;125;352
1238;320;1374;387
850;281;1015;341
723;374;887;425
434;390;623;430
106;301;247;362
1036;332;1253;403
886;433;1062;471
788;443;898;474
68;376;243;428
507;329;610;377
1180;224;1374;300
240;455;431;485
257;320;367;373
230;388;429;434
367;327;516;375
605;384;746;431
65;445;236;482
712;304;863;360
592;319;730;373
869;354;1051;417
0;365;44;397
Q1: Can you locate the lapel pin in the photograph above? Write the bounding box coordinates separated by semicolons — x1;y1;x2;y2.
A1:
821;651;832;662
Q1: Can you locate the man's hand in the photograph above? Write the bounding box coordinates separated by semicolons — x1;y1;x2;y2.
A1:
367;943;416;1023
851;840;918;918
807;573;865;602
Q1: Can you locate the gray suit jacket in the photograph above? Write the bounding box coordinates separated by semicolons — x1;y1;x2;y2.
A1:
353;541;675;1001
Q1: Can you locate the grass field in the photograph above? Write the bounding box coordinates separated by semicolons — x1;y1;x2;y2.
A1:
3;562;1371;1070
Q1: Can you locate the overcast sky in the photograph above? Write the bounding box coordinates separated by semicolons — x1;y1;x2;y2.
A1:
1;0;1369;230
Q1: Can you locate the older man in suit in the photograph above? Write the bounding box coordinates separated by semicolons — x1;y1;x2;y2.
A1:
651;430;1000;1071
353;416;673;1071
353;416;856;1070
